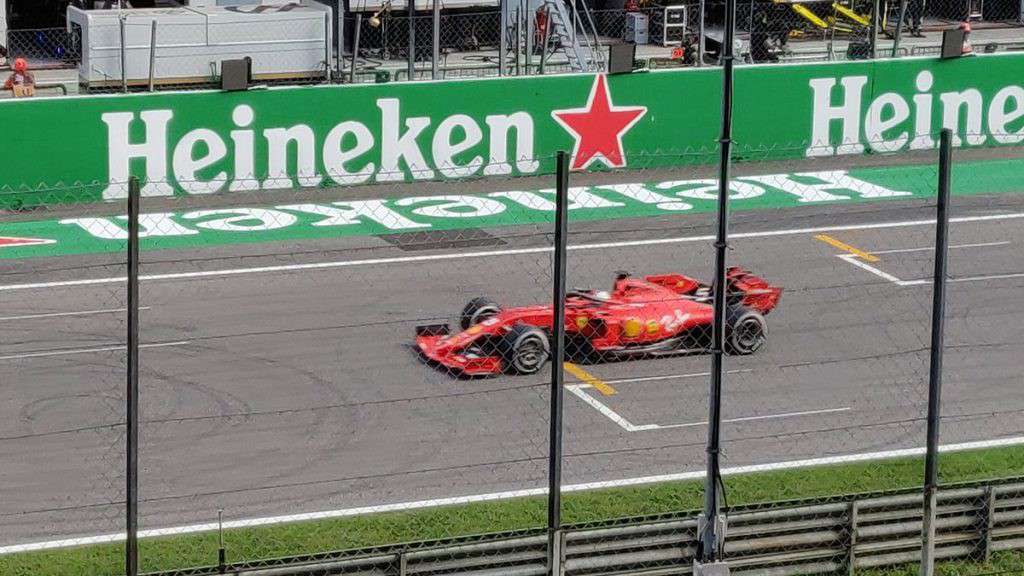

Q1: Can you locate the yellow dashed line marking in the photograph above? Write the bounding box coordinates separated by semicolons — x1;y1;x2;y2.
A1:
564;362;617;396
814;234;880;262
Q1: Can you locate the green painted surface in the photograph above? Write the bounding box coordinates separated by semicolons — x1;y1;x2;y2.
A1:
0;54;1022;209
1;157;1021;260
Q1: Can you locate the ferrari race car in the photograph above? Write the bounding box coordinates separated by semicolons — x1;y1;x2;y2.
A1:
415;268;782;376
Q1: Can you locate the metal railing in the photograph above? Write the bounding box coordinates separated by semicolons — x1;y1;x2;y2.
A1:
146;477;1024;576
2;5;1023;88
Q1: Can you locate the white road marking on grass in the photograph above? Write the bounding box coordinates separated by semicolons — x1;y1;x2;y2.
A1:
0;341;189;361
0;307;151;322
3;212;1024;292
3;435;1023;555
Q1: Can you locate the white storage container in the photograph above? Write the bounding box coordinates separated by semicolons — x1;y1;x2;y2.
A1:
624;12;648;44
67;1;332;88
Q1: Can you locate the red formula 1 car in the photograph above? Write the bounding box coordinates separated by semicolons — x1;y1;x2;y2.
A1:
415;268;782;376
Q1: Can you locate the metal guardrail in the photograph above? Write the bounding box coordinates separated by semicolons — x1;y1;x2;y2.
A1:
0;82;70;99
147;477;1024;576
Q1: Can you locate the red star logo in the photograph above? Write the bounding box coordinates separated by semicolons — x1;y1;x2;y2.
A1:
0;236;55;249
551;75;647;170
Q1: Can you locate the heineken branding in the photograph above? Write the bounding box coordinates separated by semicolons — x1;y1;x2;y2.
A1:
0;55;1022;208
807;70;1024;157
101;100;544;199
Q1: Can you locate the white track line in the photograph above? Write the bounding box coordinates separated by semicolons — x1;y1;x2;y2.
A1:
950;272;1024;282
566;384;647;431
0;307;151;322
838;254;1024;287
601;369;752;385
3;435;1022;554
3;212;1024;292
656;407;851;430
838;254;911;286
570;382;849;432
869;241;1011;255
0;341;189;361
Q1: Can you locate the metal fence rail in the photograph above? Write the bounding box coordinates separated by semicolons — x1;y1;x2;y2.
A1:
3;5;1023;88
146;477;1024;576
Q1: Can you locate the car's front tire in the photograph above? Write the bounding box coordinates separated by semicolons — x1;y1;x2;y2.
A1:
498;324;550;374
460;297;502;330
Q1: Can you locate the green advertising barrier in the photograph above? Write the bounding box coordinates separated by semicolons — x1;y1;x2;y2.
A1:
1;156;1022;261
0;53;1022;209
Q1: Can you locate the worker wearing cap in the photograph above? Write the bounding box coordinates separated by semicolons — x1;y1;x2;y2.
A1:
4;58;35;91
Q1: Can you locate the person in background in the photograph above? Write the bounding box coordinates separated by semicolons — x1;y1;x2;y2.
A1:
4;58;35;91
907;0;925;37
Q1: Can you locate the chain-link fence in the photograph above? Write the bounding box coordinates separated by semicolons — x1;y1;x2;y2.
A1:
0;182;129;574
3;28;81;66
2;128;1023;576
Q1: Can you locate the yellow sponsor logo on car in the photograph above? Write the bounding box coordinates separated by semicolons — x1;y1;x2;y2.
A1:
623;318;642;338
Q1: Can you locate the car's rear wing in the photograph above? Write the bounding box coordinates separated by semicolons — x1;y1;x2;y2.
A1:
727;267;783;314
643;269;782;313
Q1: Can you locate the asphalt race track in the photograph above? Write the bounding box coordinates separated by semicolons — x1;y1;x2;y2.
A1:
2;160;1023;548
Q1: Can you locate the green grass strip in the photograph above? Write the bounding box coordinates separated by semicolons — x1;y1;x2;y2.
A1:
859;551;1024;576
3;445;1023;576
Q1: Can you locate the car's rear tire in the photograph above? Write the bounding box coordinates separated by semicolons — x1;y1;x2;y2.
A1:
498;324;550;374
726;306;767;355
460;297;502;330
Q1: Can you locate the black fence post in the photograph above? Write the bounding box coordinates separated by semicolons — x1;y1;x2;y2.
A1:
870;0;880;59
499;0;508;76
921;128;953;576
892;0;908;57
547;151;570;576
408;0;416;81
699;0;736;566
350;13;363;84
119;13;128;94
126;176;141;576
431;0;440;79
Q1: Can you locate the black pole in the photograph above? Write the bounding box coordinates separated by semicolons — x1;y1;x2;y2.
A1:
408;0;416;80
499;0;508;76
921;128;952;576
547;151;570;576
892;0;907;57
870;0;880;59
350;13;362;84
700;0;735;564
431;0;440;79
126;176;141;576
217;509;226;574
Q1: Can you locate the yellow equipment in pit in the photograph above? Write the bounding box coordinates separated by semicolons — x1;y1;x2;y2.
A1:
790;2;830;28
775;0;871;32
833;2;871;24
